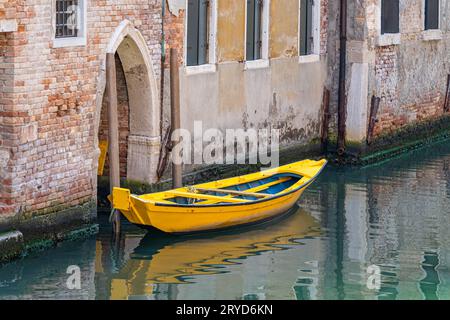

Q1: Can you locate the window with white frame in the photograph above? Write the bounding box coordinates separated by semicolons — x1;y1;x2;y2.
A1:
246;0;263;61
245;0;269;64
425;0;440;30
299;0;320;57
53;0;86;47
186;0;210;66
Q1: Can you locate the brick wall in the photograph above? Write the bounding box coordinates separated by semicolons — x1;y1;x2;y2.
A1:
163;0;185;67
0;0;18;21
368;0;449;138
374;45;401;135
0;0;162;217
0;1;17;216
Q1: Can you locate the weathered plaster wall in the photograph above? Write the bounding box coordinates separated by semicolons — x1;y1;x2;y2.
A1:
166;0;185;17
270;0;299;58
217;0;246;62
180;58;327;143
162;0;330;170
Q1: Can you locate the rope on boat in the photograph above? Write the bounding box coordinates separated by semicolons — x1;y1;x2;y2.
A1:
187;186;198;193
109;208;116;223
186;186;198;204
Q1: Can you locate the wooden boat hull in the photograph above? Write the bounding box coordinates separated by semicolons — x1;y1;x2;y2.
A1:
112;159;327;234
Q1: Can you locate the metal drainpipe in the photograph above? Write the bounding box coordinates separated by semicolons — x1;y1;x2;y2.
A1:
337;0;347;156
160;0;166;138
156;0;167;181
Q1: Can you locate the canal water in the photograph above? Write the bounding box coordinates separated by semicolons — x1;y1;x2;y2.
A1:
1;141;449;300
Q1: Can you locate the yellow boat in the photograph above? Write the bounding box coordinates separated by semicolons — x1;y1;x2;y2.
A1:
111;159;327;234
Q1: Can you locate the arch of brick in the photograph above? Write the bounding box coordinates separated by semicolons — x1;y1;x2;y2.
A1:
94;20;161;186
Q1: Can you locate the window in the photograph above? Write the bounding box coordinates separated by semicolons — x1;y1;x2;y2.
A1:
299;0;321;60
246;0;263;61
53;0;86;47
55;0;80;38
381;0;400;34
425;0;439;30
186;0;209;66
299;0;313;56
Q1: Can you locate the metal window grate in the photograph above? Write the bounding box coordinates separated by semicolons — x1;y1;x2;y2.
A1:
55;0;79;38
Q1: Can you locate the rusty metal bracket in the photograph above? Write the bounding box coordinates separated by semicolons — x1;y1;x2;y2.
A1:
320;88;330;153
367;96;381;145
444;75;450;113
156;125;172;181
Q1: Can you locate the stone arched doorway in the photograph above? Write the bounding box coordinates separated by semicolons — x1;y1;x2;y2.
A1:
94;20;160;186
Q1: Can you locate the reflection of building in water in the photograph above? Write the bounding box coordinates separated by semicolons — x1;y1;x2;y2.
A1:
419;251;440;300
369;157;450;300
0;240;96;300
311;150;450;300
94;209;326;300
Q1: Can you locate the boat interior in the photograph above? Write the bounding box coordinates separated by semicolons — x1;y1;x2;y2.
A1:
153;173;304;206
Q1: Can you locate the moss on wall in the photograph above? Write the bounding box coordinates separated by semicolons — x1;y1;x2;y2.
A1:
327;114;450;165
0;201;98;264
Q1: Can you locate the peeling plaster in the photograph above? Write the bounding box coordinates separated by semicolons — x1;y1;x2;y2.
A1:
0;150;9;177
217;0;245;62
270;0;299;58
0;150;9;164
0;19;18;32
167;0;185;17
444;0;450;31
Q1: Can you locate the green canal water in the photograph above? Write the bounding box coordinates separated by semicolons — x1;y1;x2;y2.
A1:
1;141;450;300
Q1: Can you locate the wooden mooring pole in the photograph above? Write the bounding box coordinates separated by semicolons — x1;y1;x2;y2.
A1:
106;53;121;235
170;48;182;189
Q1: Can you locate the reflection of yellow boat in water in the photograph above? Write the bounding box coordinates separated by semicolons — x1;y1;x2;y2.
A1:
109;208;321;293
111;159;327;233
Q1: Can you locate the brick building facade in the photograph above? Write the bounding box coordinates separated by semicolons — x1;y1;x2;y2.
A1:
0;1;162;247
334;0;450;145
369;0;449;136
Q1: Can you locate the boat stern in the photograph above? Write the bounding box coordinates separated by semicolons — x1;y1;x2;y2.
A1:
110;187;153;227
112;187;131;212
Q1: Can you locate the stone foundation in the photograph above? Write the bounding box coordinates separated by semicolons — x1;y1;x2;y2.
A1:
0;200;97;264
328;114;450;165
